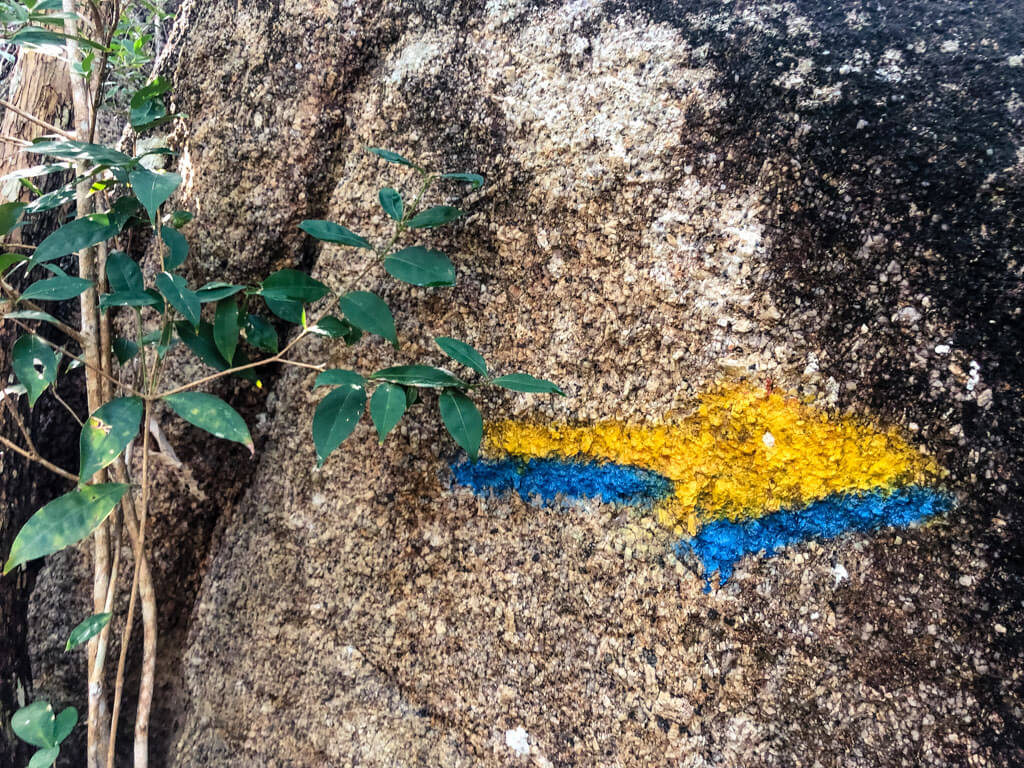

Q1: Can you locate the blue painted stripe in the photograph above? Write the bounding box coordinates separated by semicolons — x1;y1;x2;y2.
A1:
678;486;951;587
452;457;674;506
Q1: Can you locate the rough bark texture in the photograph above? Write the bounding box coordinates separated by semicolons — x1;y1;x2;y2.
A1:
0;52;79;767
22;0;1024;766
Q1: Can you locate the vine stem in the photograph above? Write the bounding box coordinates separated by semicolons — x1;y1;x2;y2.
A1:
1;276;88;343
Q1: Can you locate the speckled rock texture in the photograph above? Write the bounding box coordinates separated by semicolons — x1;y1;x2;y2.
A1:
27;0;1024;765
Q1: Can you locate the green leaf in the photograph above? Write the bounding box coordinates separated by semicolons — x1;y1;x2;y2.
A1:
369;365;466;388
20;275;92;302
263;296;303;324
26;139;131;166
383;246;455;287
170;209;193;228
129;168;181;222
439;389;483;461
66;614;111;651
99;290;161;311
52;707;76;743
3;484;129;574
214;299;240;363
338;291;397;348
30;213;120;266
79;397;143;481
0;201;26;235
0;164;68;183
28;746;60;768
175;322;258;384
439;172;485;189
130;76;171;107
365;146;420;169
155;271;200;327
112;338;138;364
406;206;462;229
370;382;406;443
3;309;62;328
314;368;364;388
24;186;75;215
243;314;278;353
312;379;366;466
106;251;143;293
0;252;28;275
161;226;188;270
298;220;373;250
162;392;253;452
259;269;329;303
491;373;565;395
378;187;403;220
195;280;243;303
435;337;487;376
12;702;55;748
107;196;142;229
12;334;56;406
309;316;361;345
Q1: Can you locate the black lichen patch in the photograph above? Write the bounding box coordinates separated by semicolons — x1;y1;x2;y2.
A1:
608;0;1024;763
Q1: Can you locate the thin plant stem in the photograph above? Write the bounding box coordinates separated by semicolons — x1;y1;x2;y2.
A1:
2;397;36;451
50;387;85;427
1;276;88;344
0;433;78;483
0;98;76;139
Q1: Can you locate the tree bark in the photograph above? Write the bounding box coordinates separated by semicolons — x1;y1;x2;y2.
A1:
0;51;76;767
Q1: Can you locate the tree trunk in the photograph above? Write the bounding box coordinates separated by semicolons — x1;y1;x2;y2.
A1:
0;51;76;767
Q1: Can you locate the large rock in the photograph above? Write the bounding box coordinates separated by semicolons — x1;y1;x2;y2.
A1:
30;0;1024;766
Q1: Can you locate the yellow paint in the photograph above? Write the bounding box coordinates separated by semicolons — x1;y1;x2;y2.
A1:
485;385;942;533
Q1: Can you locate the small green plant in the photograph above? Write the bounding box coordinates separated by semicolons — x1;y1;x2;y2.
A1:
0;2;562;767
10;701;77;768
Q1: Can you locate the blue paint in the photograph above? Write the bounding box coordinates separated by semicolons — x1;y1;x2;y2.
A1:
452;457;673;507
678;487;951;588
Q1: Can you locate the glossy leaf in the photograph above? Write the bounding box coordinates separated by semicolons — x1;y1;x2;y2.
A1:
26;139;131;166
439;389;483;461
309;316;361;345
30;214;120;266
12;334;56;406
66;613;112;651
369;365;466;389
170;209;193;228
155;271;200;327
383;246;455;287
339;291;397;348
491;373;565;395
244;314;278;353
20;275;92;302
3;484;129;574
314;368;364;388
99;290;161;311
195;280;243;303
0;252;28;275
312;379;366;467
0;201;26;234
366;146;420;169
435;336;487;376
298;219;373;250
112;338;138;364
129;168;181;222
3;309;63;329
12;701;55;748
24;186;75;215
214;299;240;363
259;269;329;303
52;707;76;745
370;382;406;443
28;746;60;768
161;227;188;270
162;392;253;452
174;322;259;384
129;76;171;107
263;296;303;324
106;251;143;293
406;206;462;229
440;172;485;189
378;187;403;220
79;397;143;481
